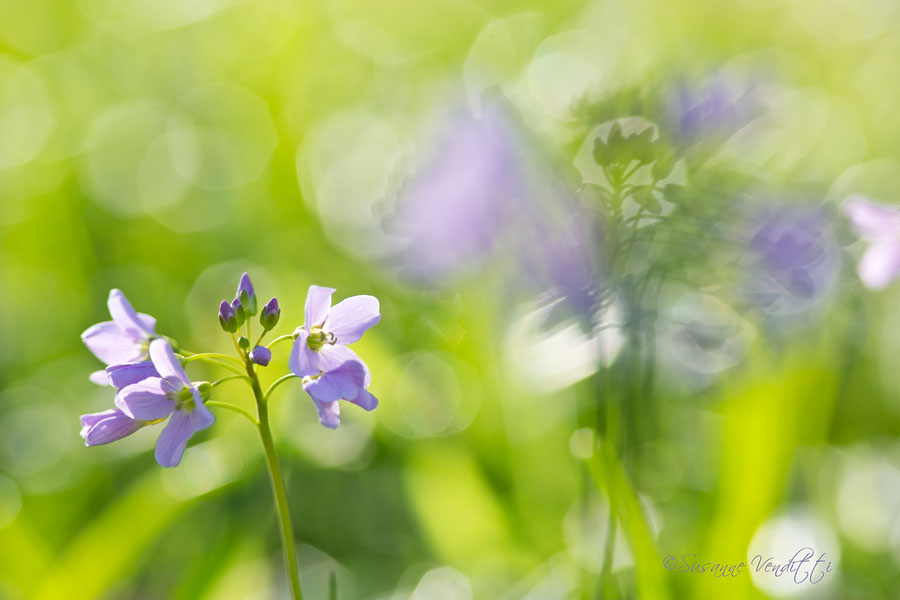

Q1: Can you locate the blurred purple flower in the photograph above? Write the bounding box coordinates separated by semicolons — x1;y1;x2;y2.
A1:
388;100;599;322
667;73;758;147
302;360;378;429
843;196;900;290
389;104;524;281
289;285;379;380
744;207;839;315
82;289;157;382
115;339;214;467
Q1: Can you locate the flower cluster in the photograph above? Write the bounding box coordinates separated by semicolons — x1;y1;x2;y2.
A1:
80;274;380;467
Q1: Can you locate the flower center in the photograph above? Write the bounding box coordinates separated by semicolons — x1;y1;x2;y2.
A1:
167;386;196;412
307;327;336;351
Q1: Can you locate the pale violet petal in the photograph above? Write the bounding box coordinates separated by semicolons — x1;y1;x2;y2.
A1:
106;361;159;389
305;285;335;329
317;344;371;386
89;369;110;386
154;407;214;467
149;339;190;385
289;329;320;377
323;295;380;345
115;377;173;420
108;289;153;338
844;196;900;240
80;409;142;446
859;239;900;290
81;321;146;365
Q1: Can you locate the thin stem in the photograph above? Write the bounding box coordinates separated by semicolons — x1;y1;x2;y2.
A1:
247;362;303;599
185;353;244;367
266;334;294;350
211;374;251;388
183;354;243;375
206;400;258;426
264;374;299;402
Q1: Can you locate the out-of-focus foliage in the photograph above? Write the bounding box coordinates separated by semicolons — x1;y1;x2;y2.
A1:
2;0;900;598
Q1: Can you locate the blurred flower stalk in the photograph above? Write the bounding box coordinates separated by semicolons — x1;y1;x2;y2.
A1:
79;274;381;599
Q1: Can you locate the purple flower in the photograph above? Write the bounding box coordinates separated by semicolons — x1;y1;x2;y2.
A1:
237;272;257;316
250;345;271;366
289;285;380;380
80;408;143;446
115;339;214;467
302;360;378;428
388;105;524;281
843;196;900;290
742;206;839;315
82;289;157;381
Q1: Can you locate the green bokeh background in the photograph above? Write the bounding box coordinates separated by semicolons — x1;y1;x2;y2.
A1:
2;1;900;598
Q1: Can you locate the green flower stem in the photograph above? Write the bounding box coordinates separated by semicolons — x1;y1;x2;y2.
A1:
183;353;244;375
266;334;294;350
264;374;299;402
205;400;258;425
210;374;251;388
246;362;304;600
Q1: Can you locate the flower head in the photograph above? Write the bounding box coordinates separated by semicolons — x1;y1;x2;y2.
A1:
289;285;380;380
115;339;214;467
81;289;157;368
302;360;378;428
843;196;900;290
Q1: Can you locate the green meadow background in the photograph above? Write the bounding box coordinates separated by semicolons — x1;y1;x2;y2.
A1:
2;0;900;598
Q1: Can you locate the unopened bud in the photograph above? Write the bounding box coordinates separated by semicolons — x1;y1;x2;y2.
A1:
231;298;245;327
218;300;237;333
249;345;271;366
237;272;257;316
238;336;250;350
260;297;280;331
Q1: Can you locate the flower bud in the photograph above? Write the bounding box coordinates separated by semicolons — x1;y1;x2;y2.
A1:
218;300;237;333
259;297;280;331
238;336;250;350
237;272;257;316
231;298;245;327
196;381;212;401
249;345;271;366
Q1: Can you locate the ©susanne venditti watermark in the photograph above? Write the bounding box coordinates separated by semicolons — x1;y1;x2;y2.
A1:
663;547;835;585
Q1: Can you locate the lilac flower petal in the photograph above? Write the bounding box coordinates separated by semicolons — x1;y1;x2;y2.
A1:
303;361;367;404
82;321;146;365
305;285;335;329
289;329;320;377
108;289;154;338
137;313;157;333
80;409;141;446
155;405;214;467
844;196;900;239
323;295;380;345
312;399;340;429
106;361;159;389
89;369;110;386
317;344;371;386
149;339;190;385
350;389;378;411
80;409;116;432
859;239;900;290
116;377;173;420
